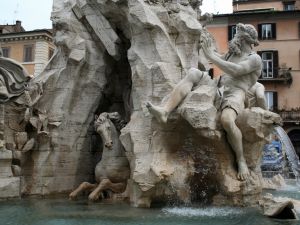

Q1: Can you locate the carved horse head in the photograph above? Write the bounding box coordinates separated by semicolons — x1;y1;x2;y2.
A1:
94;112;121;149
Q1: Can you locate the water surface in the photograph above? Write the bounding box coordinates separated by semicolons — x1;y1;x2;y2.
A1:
1;185;300;225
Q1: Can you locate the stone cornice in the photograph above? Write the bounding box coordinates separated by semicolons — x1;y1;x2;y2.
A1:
0;30;52;43
233;0;284;5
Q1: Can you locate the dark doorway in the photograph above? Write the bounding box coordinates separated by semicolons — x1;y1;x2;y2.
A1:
288;129;300;158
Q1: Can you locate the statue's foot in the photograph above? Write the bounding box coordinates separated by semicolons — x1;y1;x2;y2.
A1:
237;161;250;181
146;101;168;123
88;192;100;201
69;191;78;200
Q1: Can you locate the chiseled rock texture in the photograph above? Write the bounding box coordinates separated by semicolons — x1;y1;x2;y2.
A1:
260;193;298;219
2;0;281;207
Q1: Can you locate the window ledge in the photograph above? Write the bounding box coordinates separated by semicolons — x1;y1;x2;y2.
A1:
258;77;292;85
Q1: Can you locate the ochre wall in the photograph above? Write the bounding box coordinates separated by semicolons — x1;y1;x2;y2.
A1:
1;38;55;76
233;1;284;11
1;40;36;75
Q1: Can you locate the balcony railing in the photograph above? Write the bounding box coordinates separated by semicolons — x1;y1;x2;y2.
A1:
277;110;300;123
258;67;293;85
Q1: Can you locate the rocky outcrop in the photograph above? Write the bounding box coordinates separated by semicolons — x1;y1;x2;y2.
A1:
260;193;298;219
262;174;286;190
121;80;280;207
1;0;281;208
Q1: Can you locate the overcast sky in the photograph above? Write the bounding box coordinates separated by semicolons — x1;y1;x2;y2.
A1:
0;0;232;31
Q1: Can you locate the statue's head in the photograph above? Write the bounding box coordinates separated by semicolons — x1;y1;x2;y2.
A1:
229;23;259;55
95;113;113;149
236;23;259;47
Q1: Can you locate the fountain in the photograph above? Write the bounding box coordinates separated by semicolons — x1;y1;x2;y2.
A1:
0;0;299;223
275;126;300;178
261;126;300;179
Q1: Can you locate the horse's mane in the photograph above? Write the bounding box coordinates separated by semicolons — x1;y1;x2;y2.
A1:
109;115;127;131
96;112;127;131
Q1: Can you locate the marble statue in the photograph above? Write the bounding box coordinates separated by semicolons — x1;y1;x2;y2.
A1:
147;23;262;180
69;112;130;201
0;54;31;103
0;0;281;207
246;82;267;109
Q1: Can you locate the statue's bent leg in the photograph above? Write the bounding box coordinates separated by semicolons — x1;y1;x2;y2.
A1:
221;108;250;180
69;182;97;200
88;178;127;201
147;68;207;123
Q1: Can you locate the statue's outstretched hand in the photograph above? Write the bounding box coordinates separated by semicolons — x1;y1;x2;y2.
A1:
200;34;214;59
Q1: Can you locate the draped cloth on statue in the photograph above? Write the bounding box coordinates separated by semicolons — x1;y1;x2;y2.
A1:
0;57;31;103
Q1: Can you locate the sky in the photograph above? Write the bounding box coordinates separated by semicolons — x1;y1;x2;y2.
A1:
0;0;232;31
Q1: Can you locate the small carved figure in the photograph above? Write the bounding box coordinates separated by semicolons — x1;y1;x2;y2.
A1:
69;112;130;201
0;54;31;103
147;23;262;181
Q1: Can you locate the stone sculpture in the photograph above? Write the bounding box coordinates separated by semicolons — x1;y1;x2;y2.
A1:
69;112;130;201
147;23;262;180
260;193;298;219
0;55;31;103
246;82;267;109
0;0;281;207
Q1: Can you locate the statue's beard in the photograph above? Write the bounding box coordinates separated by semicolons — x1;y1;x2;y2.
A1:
228;36;242;55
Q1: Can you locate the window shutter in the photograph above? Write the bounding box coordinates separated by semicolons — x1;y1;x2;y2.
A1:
228;25;233;41
273;50;279;78
271;23;276;39
273;92;278;111
258;24;262;39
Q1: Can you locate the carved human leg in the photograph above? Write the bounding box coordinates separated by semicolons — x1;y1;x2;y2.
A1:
147;68;207;123
221;108;250;180
69;182;97;200
88;178;127;201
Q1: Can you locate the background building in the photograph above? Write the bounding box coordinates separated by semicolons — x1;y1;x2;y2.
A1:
207;0;300;155
0;21;54;77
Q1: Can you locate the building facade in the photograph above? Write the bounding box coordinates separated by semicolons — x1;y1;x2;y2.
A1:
207;0;300;155
0;21;54;77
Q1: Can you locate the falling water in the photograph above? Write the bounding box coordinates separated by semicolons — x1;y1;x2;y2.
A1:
274;126;300;179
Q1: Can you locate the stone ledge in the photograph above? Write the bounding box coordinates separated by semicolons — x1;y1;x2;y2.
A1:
0;177;20;198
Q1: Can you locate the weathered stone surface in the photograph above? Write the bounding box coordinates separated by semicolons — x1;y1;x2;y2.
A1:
262;174;286;190
0;0;281;208
260;193;298;219
0;177;20;198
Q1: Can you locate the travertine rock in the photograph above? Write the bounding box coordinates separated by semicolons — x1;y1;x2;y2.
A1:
260;193;298;219
262;174;286;190
0;0;281;208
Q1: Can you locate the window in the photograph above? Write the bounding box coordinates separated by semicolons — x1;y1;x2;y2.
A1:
283;1;295;10
1;47;10;58
262;52;274;78
258;23;276;40
228;25;237;41
258;51;279;78
208;68;214;79
48;48;54;60
265;91;278;111
23;44;34;62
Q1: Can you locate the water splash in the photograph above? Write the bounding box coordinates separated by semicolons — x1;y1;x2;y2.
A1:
275;126;300;178
162;207;244;217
